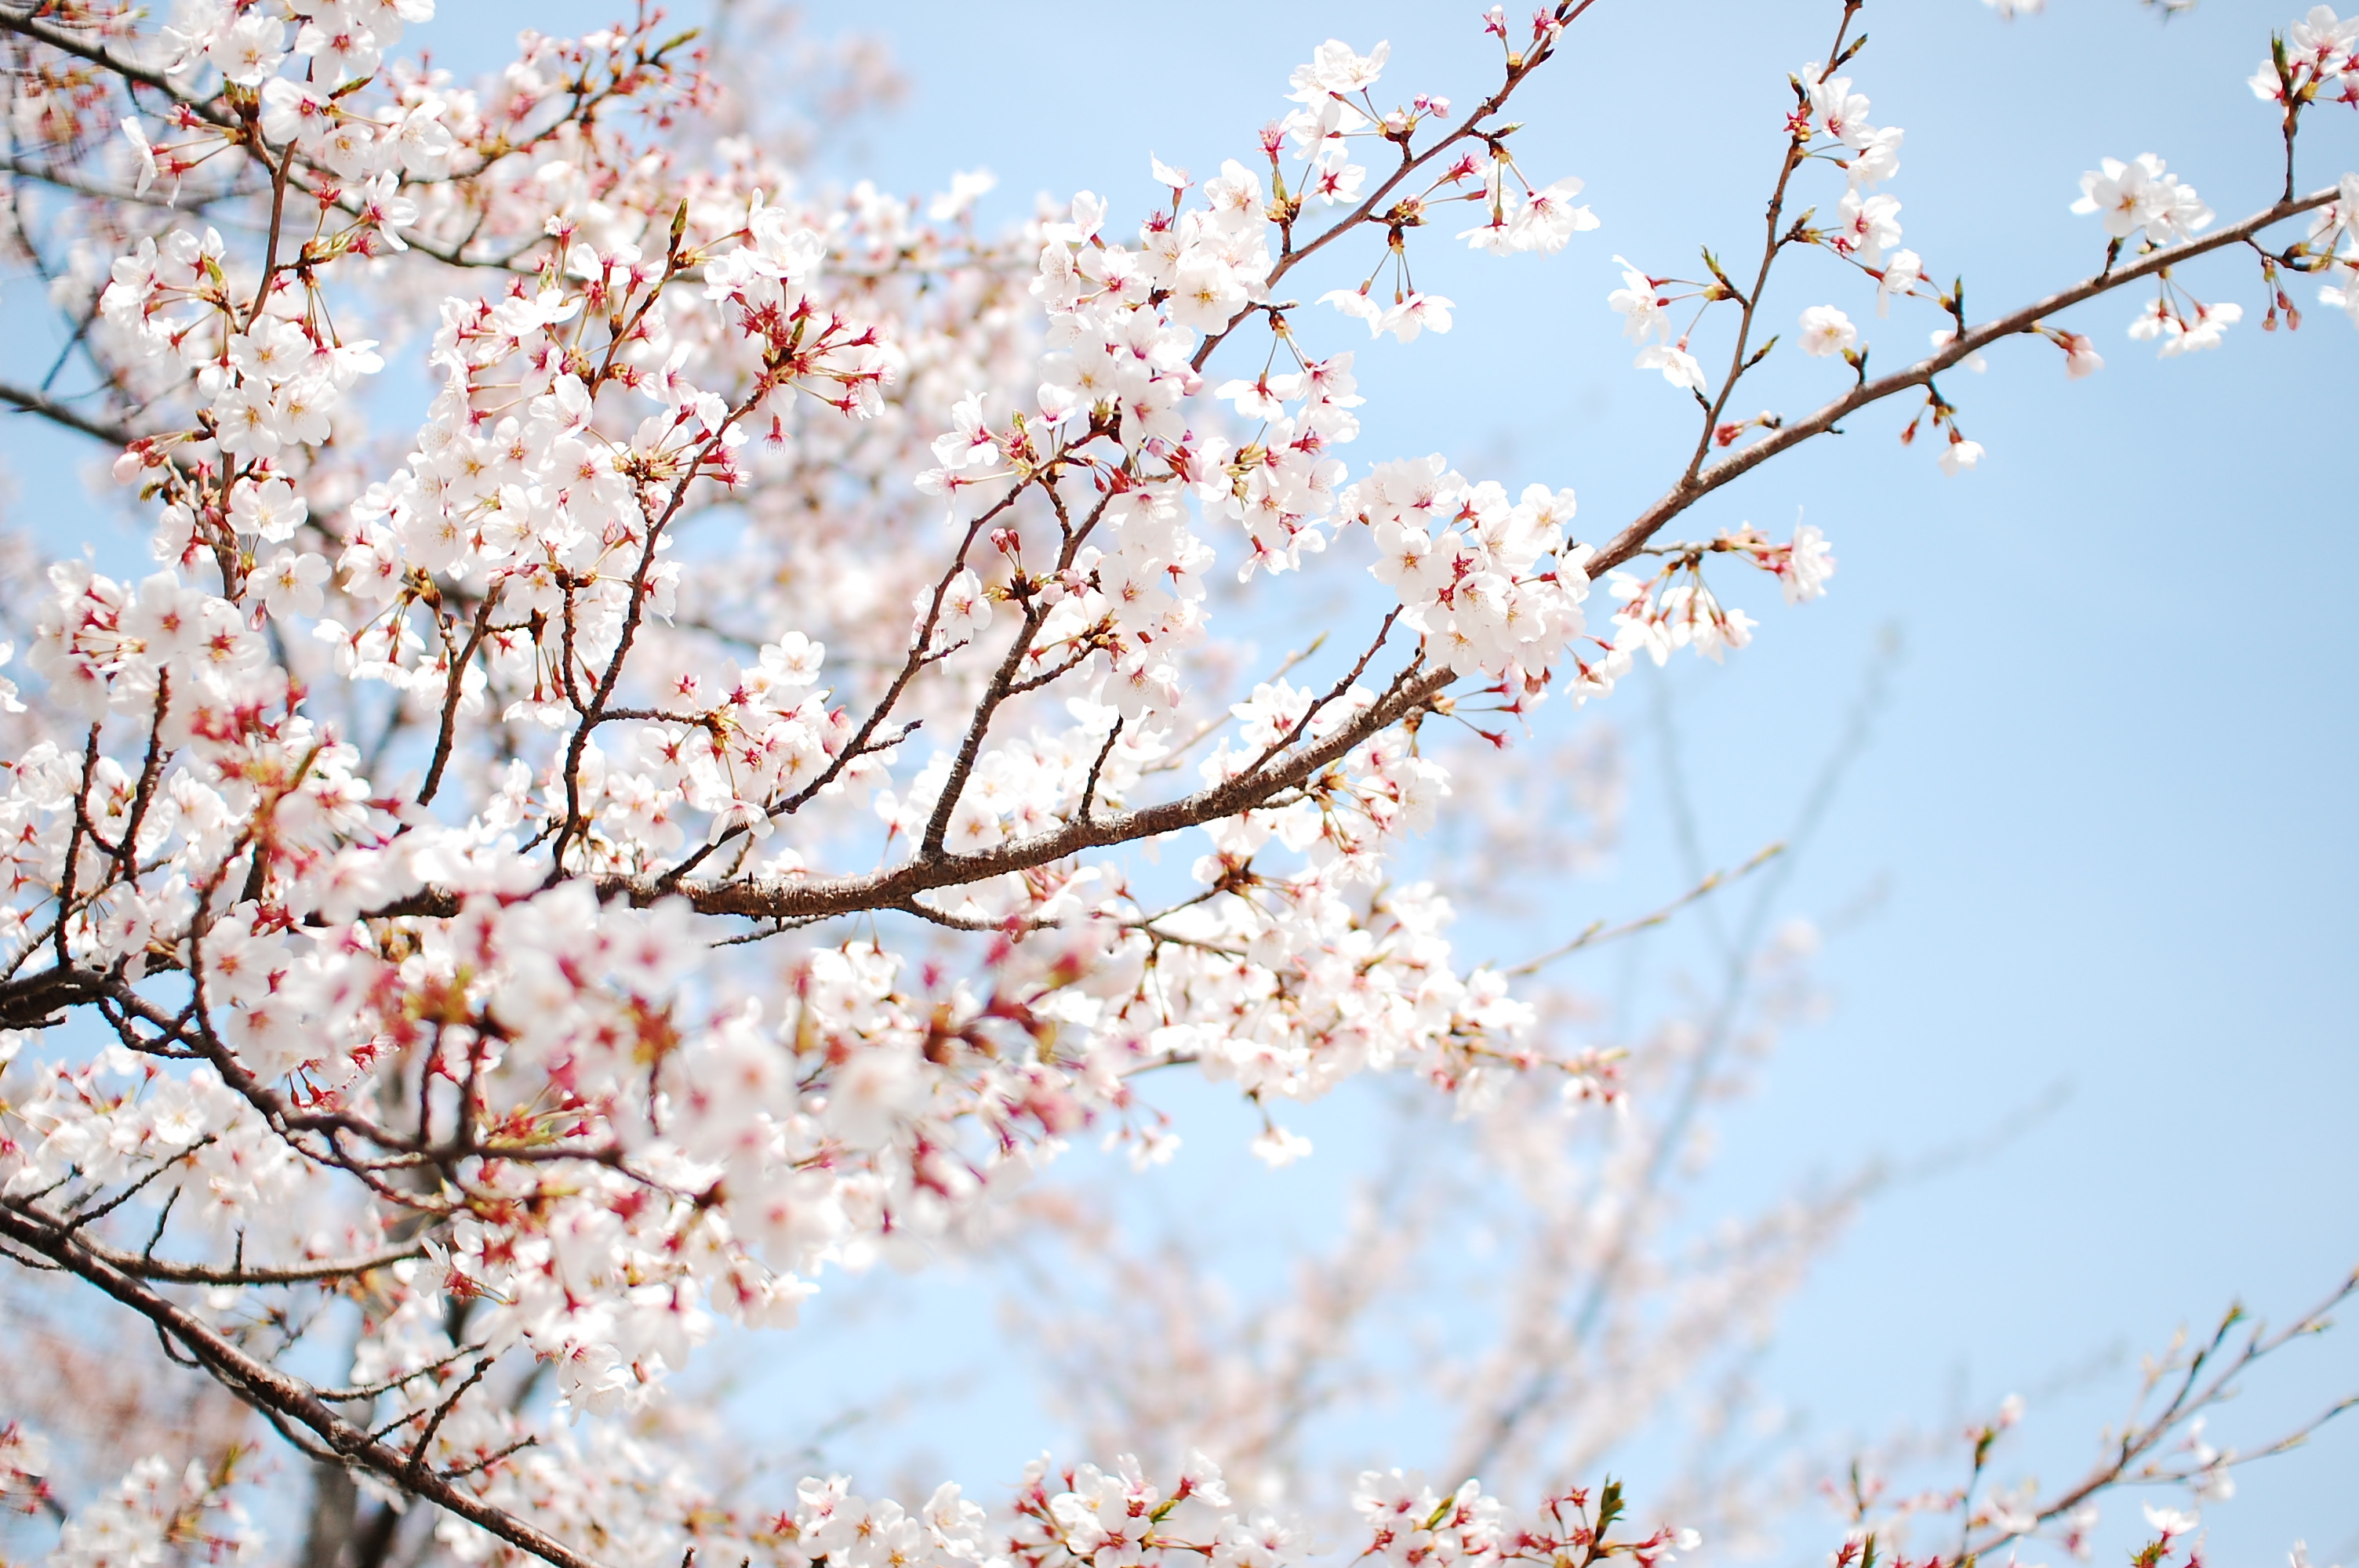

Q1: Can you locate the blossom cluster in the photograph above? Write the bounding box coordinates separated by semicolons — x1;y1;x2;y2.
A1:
2248;5;2359;112
32;1446;261;1568
0;29;1621;1486
2310;172;2359;328
1604;522;1837;671
437;1445;1696;1568
1339;462;1597;695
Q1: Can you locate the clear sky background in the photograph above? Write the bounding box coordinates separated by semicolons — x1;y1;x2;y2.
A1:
5;0;2354;1561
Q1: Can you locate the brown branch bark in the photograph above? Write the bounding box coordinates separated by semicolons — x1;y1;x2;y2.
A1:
0;5;231;123
0;378;143;448
1590;184;2344;577
371;663;1459;924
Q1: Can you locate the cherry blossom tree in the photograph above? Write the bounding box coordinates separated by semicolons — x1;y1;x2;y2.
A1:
0;2;2353;1568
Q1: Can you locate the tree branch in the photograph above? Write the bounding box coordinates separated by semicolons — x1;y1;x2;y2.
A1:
0;378;142;448
373;664;1459;925
0;1199;614;1568
1591;185;2344;576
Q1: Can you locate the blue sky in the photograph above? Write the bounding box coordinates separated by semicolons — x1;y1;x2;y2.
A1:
4;0;2353;1558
